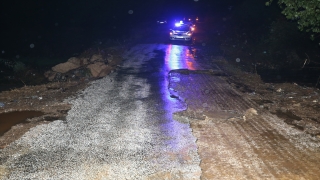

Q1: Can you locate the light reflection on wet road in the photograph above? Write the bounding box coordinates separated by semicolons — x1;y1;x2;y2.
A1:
164;44;198;71
157;44;203;150
158;43;320;179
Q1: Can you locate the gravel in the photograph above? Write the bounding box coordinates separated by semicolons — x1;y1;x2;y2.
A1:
0;44;201;179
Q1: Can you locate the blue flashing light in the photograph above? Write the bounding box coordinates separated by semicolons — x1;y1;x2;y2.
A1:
175;22;181;27
175;21;184;27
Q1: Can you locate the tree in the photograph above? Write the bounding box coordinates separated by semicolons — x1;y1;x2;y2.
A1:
266;0;320;39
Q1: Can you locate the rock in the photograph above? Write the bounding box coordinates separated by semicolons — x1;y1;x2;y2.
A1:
67;57;80;65
87;62;112;78
51;57;89;73
243;108;258;121
68;57;89;66
80;57;89;65
293;103;301;107
90;54;103;62
52;61;80;73
44;70;57;81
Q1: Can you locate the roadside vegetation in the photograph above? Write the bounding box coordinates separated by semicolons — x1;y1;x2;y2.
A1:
217;0;320;87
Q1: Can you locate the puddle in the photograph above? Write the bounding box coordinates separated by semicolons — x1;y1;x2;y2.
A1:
0;111;44;136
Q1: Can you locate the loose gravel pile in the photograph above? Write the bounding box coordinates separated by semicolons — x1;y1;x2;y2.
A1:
0;44;201;180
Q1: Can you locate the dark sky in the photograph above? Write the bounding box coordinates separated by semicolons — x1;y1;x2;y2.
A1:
0;0;239;28
0;0;241;58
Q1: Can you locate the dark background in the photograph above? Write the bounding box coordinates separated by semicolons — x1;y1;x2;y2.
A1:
0;0;196;57
0;0;275;59
0;0;319;87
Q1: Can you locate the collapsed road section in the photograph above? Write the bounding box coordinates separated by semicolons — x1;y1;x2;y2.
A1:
169;69;320;179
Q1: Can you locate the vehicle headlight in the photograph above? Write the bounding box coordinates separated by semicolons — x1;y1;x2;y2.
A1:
175;22;181;27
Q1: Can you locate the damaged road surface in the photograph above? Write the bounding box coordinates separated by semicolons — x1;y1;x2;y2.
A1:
0;44;201;179
1;44;320;179
169;69;320;179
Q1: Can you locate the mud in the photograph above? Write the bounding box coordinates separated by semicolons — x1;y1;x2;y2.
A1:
0;46;126;149
0;81;87;148
169;67;320;179
0;111;44;136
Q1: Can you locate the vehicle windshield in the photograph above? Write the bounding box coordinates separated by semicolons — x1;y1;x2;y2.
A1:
172;25;190;31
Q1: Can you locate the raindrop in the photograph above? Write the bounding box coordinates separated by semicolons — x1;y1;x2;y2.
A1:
194;0;199;1
1;50;4;54
202;43;206;46
16;55;20;59
128;10;133;14
236;58;240;62
30;44;35;48
263;51;267;54
55;23;59;26
38;35;42;39
113;26;116;29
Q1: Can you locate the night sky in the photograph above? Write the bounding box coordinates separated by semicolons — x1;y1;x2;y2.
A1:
0;0;241;59
0;0;236;28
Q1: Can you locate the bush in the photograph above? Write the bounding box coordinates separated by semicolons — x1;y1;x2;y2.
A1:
13;61;27;73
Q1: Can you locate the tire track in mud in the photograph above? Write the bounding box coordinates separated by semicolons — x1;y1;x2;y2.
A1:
169;70;320;179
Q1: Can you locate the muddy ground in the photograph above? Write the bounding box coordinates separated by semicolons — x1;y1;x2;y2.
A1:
0;47;125;148
213;56;320;137
1;46;320;150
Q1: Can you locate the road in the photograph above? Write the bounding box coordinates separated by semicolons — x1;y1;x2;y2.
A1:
1;24;320;179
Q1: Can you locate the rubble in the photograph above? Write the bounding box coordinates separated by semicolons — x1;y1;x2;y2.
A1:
44;47;123;82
